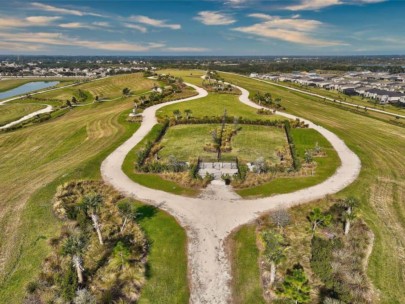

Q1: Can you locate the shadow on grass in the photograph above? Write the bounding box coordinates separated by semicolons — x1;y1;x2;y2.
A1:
135;205;158;222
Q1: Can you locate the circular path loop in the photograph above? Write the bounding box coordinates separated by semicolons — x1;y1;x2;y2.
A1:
101;82;361;304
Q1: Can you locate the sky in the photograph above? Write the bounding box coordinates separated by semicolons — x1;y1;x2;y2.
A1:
0;0;404;56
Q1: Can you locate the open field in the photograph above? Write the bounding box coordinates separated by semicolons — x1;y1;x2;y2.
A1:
0;79;188;302
157;92;285;121
157;69;206;86
160;124;287;163
0;103;45;126
221;72;405;303
35;73;154;101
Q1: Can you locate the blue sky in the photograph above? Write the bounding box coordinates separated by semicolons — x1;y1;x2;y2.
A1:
0;0;403;55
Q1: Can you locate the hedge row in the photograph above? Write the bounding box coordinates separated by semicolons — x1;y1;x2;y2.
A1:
284;121;301;171
165;116;289;128
135;120;169;168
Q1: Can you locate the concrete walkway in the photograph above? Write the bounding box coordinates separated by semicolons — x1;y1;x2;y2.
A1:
101;82;361;303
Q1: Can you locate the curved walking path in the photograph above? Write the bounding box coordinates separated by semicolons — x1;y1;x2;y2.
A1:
101;82;361;303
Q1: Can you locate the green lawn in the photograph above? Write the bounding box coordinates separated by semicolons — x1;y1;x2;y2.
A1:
221;72;405;304
236;128;340;198
157;69;206;86
122;124;200;197
229;225;266;304
160;124;287;163
0;103;46;127
134;202;189;304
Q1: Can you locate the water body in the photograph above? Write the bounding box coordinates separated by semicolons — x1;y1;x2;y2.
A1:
0;81;59;100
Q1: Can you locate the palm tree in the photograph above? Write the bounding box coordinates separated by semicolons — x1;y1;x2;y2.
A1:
261;231;287;286
184;109;192;119
111;241;131;270
277;264;311;304
117;200;135;233
62;235;86;284
173;109;181;120
308;208;332;233
342;196;359;235
81;194;104;245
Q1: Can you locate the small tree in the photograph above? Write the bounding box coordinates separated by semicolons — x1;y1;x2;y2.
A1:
184;109;192;119
254;157;268;174
80;194;104;245
117;199;136;233
74;289;96;304
122;87;131;96
62;235;86;284
261;231;287;286
277;264;311;304
66;99;72;108
72;96;77;104
308;208;332;233
341;196;359;235
173;109;181;120
304;150;313;164
270;209;291;232
111;241;131;270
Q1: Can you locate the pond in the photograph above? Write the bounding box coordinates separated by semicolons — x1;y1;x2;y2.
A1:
0;81;60;100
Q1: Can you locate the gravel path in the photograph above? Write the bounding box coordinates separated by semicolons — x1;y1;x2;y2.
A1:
101;82;361;303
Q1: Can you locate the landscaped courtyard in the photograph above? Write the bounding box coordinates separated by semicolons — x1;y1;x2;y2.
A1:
159;124;289;163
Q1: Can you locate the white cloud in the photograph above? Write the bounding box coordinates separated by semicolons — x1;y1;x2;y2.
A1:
286;0;386;11
0;31;205;53
123;23;148;33
233;14;345;46
129;15;181;30
0;16;60;28
59;22;96;30
194;11;236;25
0;32;161;52
92;22;110;27
31;2;103;17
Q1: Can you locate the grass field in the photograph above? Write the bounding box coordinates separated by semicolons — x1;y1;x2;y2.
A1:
122;123;200;196
134;202;189;304
35;73;154;102
0;79;188;303
221;72;405;303
229;224;266;304
0;103;45;126
157;92;285;121
236;128;340;197
160;124;287;163
157;69;206;86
